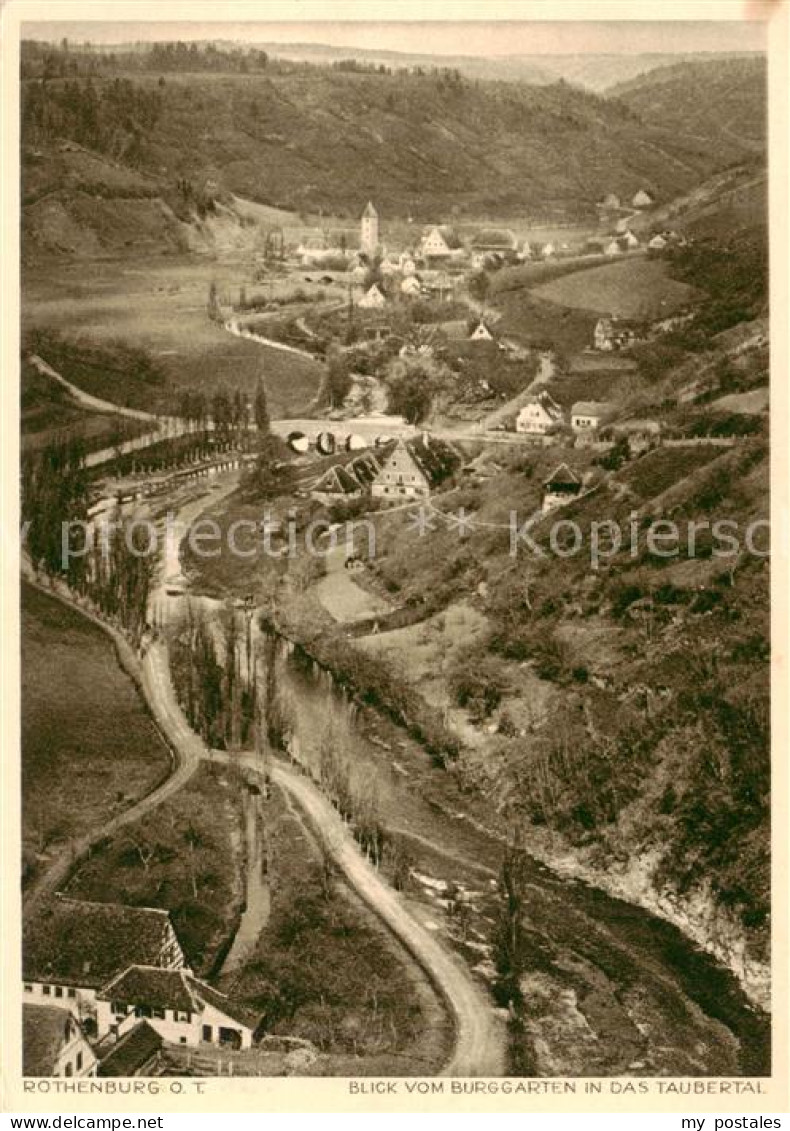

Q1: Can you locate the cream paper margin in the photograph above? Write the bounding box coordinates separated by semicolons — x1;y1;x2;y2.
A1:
0;0;787;1114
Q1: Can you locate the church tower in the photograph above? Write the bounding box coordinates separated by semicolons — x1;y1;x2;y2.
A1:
360;201;379;255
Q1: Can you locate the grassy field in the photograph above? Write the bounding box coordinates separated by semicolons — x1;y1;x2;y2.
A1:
22;257;324;418
530;257;699;319
65;762;245;977
21;358;148;452
21;584;171;888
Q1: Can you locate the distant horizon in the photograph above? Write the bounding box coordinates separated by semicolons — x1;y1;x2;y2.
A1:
20;20;768;57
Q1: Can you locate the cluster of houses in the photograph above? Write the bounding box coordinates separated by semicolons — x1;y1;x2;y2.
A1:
514;390;614;441
22;895;263;1077
297;193;670;311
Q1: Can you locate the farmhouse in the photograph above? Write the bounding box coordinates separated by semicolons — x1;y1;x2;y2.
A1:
604;239;622;257
601;193;621;210
593;317;639;352
571;401;612;432
24;897;186;1026
371;436;458;501
358;283;386;309
648;234;668;251
24;1004;98;1078
542;463;582;513
632;189;654;208
515;391;564;435
621;230;640;249
96;965;262;1051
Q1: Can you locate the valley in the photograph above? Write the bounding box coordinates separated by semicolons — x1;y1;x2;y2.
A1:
16;30;772;1085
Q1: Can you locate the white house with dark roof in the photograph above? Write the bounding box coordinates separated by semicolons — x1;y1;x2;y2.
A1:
632;189;654;208
515;391;564;435
371;436;458;501
23;1003;97;1078
357;283;386;309
96;966;262;1051
23;896;186;1029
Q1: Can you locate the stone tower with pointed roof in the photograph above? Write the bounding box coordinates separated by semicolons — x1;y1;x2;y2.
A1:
360;201;379;255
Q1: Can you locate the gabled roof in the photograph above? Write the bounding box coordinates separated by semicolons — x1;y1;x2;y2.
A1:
23;1004;81;1076
544;462;581;489
100;965;261;1032
98;1021;163;1077
24;897;181;989
377;436;459;489
406;435;460;487
571;400;612;418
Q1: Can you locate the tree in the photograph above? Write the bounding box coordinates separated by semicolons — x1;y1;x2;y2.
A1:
207;280;222;323
324;344;352;409
493;827;529;1011
384;354;453;425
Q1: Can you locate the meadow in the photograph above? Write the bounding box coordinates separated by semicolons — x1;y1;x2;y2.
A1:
530;256;699;319
21;584;171;888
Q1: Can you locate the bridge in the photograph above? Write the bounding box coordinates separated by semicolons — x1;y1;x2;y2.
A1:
270;416;417;454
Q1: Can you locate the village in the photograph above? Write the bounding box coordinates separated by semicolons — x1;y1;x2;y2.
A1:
16;26;772;1089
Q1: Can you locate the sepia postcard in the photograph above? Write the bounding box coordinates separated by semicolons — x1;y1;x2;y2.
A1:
1;0;788;1115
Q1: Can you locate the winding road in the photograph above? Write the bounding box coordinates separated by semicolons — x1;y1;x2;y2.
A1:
22;468;507;1076
212;750;506;1077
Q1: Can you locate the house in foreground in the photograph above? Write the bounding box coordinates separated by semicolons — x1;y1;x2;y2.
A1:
542;463;583;513
371;436;458;502
97;965;263;1051
515;391;564;436
23;1003;97;1078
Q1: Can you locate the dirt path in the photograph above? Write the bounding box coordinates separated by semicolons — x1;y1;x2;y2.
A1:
220;790;271;975
212;750;506;1078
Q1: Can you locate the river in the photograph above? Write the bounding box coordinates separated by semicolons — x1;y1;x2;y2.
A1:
233;624;770;1078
